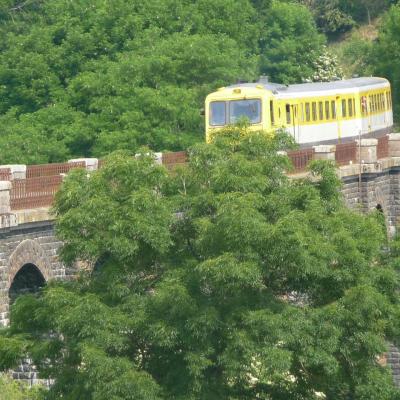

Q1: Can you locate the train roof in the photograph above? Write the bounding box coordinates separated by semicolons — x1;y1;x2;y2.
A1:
225;77;390;95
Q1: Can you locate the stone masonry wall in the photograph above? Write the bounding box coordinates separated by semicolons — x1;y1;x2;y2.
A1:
341;166;400;236
0;221;74;327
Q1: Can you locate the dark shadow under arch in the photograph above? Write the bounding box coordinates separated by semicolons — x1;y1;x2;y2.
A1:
9;263;46;304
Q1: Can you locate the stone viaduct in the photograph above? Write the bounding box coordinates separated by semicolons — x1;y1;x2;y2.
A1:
1;137;400;384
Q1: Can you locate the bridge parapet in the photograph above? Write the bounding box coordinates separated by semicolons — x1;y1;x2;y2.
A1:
0;160;97;230
0;135;398;230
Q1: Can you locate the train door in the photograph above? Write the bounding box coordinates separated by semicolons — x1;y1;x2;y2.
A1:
291;103;300;143
335;96;342;143
360;95;369;134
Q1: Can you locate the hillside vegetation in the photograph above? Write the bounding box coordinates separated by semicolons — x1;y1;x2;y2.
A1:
0;0;398;162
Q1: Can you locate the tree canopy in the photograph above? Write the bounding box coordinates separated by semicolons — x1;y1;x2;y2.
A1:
370;4;400;119
0;0;327;164
1;128;400;399
0;373;43;400
298;0;395;36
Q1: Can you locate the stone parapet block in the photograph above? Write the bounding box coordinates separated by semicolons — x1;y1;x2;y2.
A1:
388;133;400;157
312;145;336;161
0;165;26;180
154;152;163;165
0;213;17;229
15;208;52;224
68;158;98;171
356;138;378;164
361;162;383;174
0;181;11;214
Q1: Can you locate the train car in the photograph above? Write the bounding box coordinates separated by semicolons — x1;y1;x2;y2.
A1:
205;77;393;146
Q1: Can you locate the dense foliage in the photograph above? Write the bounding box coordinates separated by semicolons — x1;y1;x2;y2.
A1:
1;129;400;399
299;0;396;36
0;373;43;400
334;3;400;120
370;5;400;119
0;0;396;163
0;0;327;163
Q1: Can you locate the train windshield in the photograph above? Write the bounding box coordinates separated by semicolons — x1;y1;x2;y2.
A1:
230;99;261;124
210;101;226;126
209;99;262;126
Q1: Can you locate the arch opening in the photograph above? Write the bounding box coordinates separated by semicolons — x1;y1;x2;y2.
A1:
9;263;46;304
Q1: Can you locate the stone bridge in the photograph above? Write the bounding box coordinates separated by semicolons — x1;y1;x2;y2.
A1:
0;137;400;384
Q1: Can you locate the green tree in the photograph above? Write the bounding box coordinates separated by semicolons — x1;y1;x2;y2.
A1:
299;0;355;36
0;0;261;162
340;0;394;25
371;4;400;118
0;0;330;162
299;0;394;36
260;1;325;84
0;373;43;400
1;127;400;399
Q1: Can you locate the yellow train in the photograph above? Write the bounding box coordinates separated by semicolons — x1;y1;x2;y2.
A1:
205;76;393;146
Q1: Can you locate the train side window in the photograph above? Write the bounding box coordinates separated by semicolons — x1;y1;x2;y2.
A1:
300;103;304;122
286;104;291;124
305;103;310;122
348;99;353;117
353;99;356;115
325;101;330;120
374;94;378;112
361;96;367;115
369;96;373;113
318;101;324;120
331;101;336;119
312;102;317;121
270;101;275;125
342;99;347;118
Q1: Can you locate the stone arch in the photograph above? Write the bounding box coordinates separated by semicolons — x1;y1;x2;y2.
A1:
9;263;46;304
7;239;53;290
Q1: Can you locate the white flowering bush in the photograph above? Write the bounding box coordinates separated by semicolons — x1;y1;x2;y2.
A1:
305;47;344;82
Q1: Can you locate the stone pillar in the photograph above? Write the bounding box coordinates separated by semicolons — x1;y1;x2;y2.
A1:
154;152;163;165
312;145;336;161
388;133;400;157
0;181;11;214
0;181;17;230
356;139;378;164
68;158;98;172
0;165;26;180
